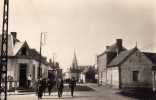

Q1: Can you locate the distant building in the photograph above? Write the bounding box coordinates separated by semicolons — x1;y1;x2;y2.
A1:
1;32;49;88
97;39;156;91
70;52;81;82
68;51;97;83
80;65;97;83
48;59;61;81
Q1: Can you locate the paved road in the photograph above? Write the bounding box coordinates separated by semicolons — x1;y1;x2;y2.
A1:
7;84;139;100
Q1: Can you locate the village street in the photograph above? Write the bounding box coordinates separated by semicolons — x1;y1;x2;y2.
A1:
7;83;140;100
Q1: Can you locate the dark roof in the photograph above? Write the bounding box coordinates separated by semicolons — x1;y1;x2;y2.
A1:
106;43;127;53
107;47;138;67
97;51;106;57
143;52;156;65
29;49;48;65
97;43;127;57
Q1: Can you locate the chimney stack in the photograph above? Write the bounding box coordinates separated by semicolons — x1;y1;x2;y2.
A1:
116;39;123;54
116;39;122;48
11;32;17;39
106;46;110;49
11;32;17;45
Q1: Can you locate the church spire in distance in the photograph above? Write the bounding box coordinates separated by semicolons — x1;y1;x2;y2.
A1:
72;50;78;69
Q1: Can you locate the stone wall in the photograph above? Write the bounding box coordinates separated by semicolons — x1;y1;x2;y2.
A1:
97;54;107;85
121;50;153;89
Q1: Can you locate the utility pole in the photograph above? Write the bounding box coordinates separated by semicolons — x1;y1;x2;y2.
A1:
38;33;43;79
52;53;56;64
0;0;9;100
38;32;46;79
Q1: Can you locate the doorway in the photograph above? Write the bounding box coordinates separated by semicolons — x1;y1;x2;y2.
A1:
19;64;27;88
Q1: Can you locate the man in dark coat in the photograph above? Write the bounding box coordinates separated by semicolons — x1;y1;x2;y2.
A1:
42;78;47;96
37;78;43;99
57;78;64;98
37;78;47;99
69;77;76;97
47;78;56;96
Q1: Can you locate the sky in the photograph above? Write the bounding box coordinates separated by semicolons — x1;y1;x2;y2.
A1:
0;0;156;71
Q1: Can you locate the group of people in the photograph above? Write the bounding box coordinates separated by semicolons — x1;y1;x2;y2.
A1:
37;77;76;99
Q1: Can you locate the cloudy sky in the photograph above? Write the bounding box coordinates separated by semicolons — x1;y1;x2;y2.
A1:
0;0;156;71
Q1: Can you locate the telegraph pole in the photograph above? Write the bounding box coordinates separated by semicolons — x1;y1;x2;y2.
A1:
38;32;46;79
38;33;43;79
0;0;9;99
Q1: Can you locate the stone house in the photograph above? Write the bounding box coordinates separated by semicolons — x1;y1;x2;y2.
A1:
97;39;126;85
1;32;49;88
97;39;156;90
107;47;156;90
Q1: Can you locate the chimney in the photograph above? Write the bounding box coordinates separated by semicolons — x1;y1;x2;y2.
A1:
11;32;17;39
116;39;122;48
106;45;110;50
116;39;123;54
106;46;110;49
11;32;17;45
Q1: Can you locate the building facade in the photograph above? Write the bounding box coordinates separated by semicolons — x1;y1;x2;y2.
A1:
1;32;49;88
97;39;156;91
97;39;126;86
108;47;156;90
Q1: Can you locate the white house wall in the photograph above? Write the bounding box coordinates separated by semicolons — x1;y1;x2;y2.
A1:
107;67;119;88
7;58;48;87
7;59;17;80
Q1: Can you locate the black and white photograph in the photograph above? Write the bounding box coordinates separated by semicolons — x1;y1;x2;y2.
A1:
0;0;156;100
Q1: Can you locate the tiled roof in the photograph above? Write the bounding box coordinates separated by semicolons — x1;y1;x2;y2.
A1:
107;47;137;67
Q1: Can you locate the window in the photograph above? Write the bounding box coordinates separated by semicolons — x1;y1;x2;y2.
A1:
133;71;139;82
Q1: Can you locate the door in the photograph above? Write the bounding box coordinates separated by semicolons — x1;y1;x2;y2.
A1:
19;64;27;88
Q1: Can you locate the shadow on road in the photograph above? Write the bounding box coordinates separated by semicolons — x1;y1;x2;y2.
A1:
116;88;156;100
42;95;92;99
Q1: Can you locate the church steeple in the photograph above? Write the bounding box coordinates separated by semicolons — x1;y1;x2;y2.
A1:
70;50;80;82
72;50;78;69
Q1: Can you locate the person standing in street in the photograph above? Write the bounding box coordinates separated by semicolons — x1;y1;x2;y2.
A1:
69;77;76;97
57;78;64;98
27;74;32;88
37;78;43;99
47;78;56;96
